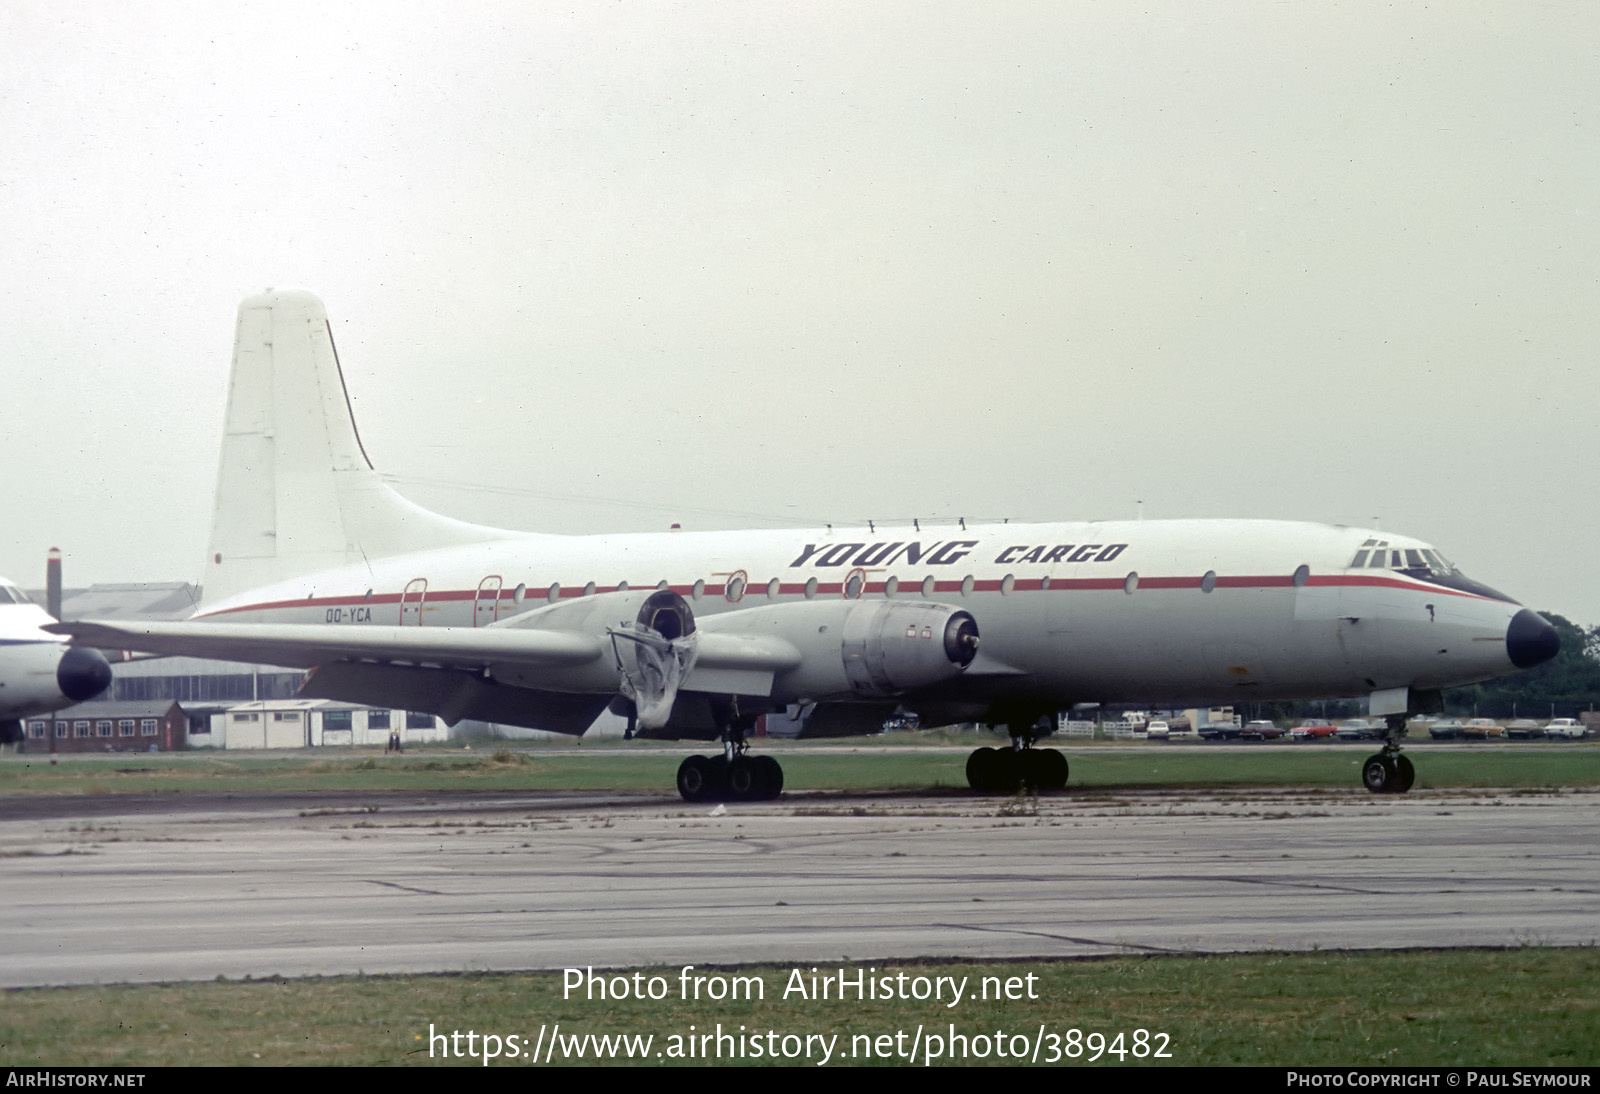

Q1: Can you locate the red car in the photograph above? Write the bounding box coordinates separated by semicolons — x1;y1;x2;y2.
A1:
1290;722;1338;741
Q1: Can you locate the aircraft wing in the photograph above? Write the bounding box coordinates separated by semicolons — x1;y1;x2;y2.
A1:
43;591;978;738
43;619;606;673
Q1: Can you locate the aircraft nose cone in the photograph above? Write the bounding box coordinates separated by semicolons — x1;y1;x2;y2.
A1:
57;646;113;701
1506;609;1560;669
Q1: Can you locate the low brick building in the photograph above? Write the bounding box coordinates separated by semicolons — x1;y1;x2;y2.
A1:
25;700;190;753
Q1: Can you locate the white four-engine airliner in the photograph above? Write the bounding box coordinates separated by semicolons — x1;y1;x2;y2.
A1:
48;292;1559;798
0;578;112;748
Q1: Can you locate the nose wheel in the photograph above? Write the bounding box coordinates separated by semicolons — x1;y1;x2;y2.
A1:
1361;752;1415;794
1362;714;1416;794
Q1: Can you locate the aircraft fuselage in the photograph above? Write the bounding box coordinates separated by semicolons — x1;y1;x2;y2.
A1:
194;517;1532;710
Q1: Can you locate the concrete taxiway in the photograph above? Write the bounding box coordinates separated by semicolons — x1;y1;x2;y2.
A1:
2;786;1596;988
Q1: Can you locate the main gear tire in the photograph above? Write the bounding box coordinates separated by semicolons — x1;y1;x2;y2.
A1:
677;755;713;802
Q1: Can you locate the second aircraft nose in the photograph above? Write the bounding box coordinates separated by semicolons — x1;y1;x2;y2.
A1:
57;645;113;701
1506;609;1560;669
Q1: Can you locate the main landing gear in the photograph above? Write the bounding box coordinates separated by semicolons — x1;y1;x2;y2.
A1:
676;751;784;803
966;745;1068;792
966;719;1069;793
675;704;784;803
1361;713;1416;794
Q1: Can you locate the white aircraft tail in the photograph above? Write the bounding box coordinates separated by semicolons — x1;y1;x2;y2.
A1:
202;291;512;606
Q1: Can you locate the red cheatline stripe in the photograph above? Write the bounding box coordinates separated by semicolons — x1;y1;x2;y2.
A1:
193;570;1499;620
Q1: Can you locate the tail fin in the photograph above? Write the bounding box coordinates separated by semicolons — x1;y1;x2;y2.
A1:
202;291;512;607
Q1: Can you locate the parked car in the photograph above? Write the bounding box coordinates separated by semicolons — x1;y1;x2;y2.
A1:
1145;720;1170;740
1462;718;1503;739
1336;719;1379;740
1429;718;1464;739
1544;718;1587;740
1241;720;1283;740
1505;719;1544;739
1290;721;1338;741
1167;719;1197;740
1199;722;1242;740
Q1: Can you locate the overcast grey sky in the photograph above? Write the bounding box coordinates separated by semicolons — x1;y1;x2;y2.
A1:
3;2;1597;624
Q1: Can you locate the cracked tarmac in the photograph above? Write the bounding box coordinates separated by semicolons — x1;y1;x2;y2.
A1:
2;785;1596;987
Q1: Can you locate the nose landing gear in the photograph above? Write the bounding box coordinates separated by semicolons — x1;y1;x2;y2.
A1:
1362;713;1416;794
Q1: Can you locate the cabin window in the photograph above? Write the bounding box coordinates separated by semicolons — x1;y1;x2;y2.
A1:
1123;572;1138;595
884;576;899;597
1201;570;1217;593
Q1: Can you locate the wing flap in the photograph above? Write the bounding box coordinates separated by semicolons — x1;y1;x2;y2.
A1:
300;662;611;735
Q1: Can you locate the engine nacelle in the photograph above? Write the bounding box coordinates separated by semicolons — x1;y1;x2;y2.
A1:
482;590;978;725
841;599;979;697
487;588;695;700
696;598;979;702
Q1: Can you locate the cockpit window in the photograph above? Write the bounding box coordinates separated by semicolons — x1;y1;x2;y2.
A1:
1346;542;1515;603
0;587;16;604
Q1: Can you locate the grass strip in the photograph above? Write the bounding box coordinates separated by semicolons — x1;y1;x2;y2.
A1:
1;745;1597;795
2;949;1594;1066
